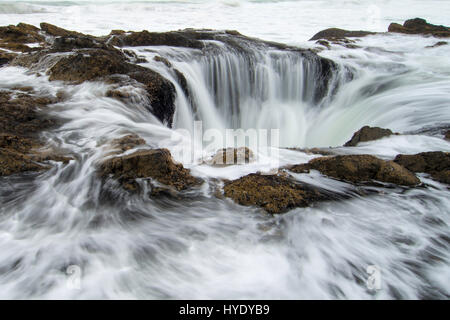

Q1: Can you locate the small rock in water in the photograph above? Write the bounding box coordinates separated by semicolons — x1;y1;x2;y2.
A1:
309;28;376;41
344;126;395;147
205;147;254;166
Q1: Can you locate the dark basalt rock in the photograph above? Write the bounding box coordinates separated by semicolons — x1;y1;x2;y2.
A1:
99;148;202;193
388;18;450;37
426;41;448;48
313;56;336;103
223;173;336;214
344;126;396;147
394;152;450;184
126;70;176;125
445;130;450;141
289;154;420;186
310;28;376;41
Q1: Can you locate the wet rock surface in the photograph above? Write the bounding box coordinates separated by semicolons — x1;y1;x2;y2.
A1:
223;173;337;214
394;152;450;184
205;147;254;166
109;134;146;154
344;126;396;147
99;148;202;193
310;28;376;41
0;50;17;66
0;91;71;176
0;23;44;53
445;130;450;141
108;30;205;49
388;18;450;37
289;155;420;186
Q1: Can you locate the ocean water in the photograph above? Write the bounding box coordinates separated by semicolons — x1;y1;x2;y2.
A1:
0;0;449;299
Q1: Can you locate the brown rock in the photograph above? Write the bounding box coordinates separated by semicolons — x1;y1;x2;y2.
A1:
99;148;202;193
153;55;172;68
223;173;334;214
316;40;331;49
0;92;70;176
45;48;176;125
388;18;450;37
40;22;84;37
0;23;44;53
108;30;205;49
394;152;450;184
289;154;420;186
310;28;376;41
0;23;43;43
0;147;47;176
0;50;17;66
445;130;450;141
344;126;395;147
0;91;56;137
206;147;254;166
110;134;146;153
47;49;130;82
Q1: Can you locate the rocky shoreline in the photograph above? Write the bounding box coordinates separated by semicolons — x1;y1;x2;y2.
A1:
0;19;449;215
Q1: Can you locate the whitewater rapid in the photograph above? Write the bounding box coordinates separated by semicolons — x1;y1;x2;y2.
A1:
0;0;450;299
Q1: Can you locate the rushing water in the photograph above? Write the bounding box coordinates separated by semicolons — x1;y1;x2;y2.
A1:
0;0;450;299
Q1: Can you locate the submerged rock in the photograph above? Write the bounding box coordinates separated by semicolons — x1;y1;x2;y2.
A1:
445;130;450;141
0;50;17;67
0;146;46;176
205;147;254;166
394;152;450;184
388;18;450;37
344;126;395;147
109;134;146;154
0;91;71;176
289;155;420;186
99;148;202;193
223;173;335;214
0;23;43;52
0;91;56;137
426;41;448;48
310;28;376;41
